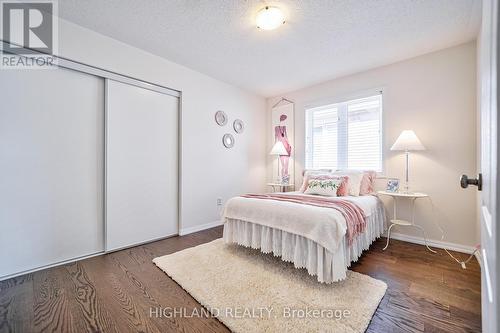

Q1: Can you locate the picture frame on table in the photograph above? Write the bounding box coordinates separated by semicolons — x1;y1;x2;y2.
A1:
386;178;400;192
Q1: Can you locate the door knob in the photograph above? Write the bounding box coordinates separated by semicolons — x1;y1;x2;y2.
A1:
460;174;482;191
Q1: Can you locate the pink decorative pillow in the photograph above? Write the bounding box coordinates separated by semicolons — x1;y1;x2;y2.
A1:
336;176;349;196
300;173;349;196
359;171;377;195
332;170;364;196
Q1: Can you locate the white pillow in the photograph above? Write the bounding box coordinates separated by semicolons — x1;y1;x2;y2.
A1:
304;178;342;196
332;170;364;196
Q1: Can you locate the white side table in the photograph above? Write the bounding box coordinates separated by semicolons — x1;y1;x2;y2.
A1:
267;183;295;193
377;191;436;253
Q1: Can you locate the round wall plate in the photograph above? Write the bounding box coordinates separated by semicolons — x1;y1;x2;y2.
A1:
215;110;228;126
233;119;244;133
222;133;235;148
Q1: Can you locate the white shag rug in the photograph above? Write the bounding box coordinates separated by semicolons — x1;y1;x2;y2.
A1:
153;239;387;333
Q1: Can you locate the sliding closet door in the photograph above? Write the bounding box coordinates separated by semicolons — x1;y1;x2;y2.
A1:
0;67;104;279
106;80;178;251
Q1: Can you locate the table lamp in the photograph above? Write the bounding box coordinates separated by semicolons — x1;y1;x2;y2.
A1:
390;130;425;193
270;141;288;183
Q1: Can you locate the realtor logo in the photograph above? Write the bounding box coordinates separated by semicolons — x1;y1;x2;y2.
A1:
1;0;57;68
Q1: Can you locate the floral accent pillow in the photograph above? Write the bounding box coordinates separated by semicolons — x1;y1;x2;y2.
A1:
299;170;331;192
300;173;349;196
304;178;343;196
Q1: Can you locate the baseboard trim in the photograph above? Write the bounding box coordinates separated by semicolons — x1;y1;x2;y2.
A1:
388;232;476;254
474;250;482;267
179;221;223;236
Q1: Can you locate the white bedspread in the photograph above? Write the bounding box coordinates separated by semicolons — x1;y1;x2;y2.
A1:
223;193;377;254
223;193;386;283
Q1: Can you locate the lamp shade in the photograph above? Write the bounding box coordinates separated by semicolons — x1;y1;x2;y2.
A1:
390;130;425;151
269;141;288;155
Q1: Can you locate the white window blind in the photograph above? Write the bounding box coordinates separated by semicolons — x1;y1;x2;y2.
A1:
305;94;382;171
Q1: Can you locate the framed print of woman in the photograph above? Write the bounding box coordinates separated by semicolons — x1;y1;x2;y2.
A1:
275;115;292;182
271;99;294;184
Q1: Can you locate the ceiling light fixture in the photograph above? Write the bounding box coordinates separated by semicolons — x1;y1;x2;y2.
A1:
256;6;285;30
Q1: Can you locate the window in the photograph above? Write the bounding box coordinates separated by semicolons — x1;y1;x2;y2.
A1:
305;94;382;171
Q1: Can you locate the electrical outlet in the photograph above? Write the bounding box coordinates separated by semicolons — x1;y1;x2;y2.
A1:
217;198;223;206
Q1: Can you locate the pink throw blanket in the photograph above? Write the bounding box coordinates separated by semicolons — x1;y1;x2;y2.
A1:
241;193;367;244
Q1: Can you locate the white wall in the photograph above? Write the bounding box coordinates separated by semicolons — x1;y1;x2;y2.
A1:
267;42;478;247
57;19;267;233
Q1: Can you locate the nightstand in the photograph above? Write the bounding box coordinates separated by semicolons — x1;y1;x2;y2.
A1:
377;191;436;253
267;183;295;192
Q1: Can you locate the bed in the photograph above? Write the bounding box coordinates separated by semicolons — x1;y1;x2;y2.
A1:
222;191;386;283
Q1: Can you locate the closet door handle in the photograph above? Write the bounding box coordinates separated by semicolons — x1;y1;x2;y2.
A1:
460;174;482;191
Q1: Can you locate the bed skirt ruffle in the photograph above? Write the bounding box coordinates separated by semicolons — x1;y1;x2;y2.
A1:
222;201;386;283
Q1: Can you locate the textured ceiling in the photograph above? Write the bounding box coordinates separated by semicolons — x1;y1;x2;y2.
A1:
58;0;481;97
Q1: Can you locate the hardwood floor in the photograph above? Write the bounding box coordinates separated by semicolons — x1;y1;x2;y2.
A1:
0;226;481;332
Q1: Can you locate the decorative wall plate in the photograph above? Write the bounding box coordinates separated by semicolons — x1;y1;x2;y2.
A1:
222;133;235;148
215;110;228;126
233;119;244;133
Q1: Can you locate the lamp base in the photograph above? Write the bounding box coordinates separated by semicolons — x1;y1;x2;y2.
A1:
402;151;412;194
399;190;416;195
401;183;410;194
